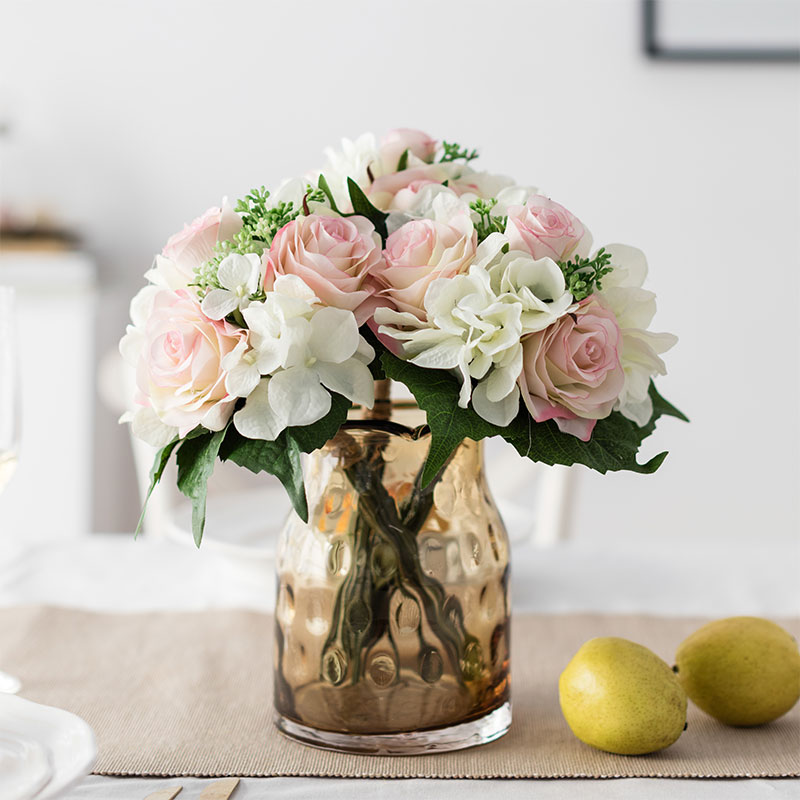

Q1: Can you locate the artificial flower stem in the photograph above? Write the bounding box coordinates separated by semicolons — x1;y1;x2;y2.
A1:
367;379;392;420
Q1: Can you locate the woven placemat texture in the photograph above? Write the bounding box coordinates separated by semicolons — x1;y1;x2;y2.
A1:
0;607;797;779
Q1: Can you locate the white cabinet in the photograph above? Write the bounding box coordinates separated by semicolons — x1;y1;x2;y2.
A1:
0;251;96;538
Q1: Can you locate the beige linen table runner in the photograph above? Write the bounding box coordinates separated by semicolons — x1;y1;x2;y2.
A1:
0;607;797;779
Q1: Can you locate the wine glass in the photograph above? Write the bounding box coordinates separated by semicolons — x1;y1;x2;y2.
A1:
0;286;22;693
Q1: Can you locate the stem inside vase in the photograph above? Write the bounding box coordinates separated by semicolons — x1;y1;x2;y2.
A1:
274;387;511;738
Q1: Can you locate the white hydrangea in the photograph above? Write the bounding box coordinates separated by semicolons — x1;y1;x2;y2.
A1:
200;253;262;321
597;244;678;425
225;275;375;441
473;233;576;333
375;231;578;426
375;268;514;427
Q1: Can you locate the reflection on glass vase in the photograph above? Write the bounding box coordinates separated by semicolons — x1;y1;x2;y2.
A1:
273;394;511;754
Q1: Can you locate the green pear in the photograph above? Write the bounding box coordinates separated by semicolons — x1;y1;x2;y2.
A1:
559;637;687;755
674;617;800;726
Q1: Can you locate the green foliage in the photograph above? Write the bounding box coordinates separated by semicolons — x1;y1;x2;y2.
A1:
558;248;614;301
219;392;352;524
192;187;303;294
347;178;389;239
192;258;223;295
303;183;327;206
469;198;507;243
164;393;350;544
317;174;343;214
380;350;686;487
249;201;298;244
313;174;391;240
439;141;479;164
234;186;271;229
396;148;410;171
361;327;387;381
221;431;307;523
135;439;179;537
175;428;227;547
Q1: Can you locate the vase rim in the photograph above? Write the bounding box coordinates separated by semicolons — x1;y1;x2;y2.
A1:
339;417;430;440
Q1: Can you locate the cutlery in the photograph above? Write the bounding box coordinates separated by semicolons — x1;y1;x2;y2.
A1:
198;778;240;799
143;788;182;800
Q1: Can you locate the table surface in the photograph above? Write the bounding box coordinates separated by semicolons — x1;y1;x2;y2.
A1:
0;533;798;800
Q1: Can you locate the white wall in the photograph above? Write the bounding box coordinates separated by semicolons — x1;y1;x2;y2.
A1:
1;0;798;544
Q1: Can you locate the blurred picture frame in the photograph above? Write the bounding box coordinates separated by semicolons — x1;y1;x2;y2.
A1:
644;0;800;62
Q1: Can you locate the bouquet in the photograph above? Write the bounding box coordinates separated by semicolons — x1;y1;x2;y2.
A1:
120;129;685;544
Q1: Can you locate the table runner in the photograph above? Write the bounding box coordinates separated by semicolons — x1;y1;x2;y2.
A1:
0;607;797;779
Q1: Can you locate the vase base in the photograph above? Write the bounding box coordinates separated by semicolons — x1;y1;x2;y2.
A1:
275;701;511;755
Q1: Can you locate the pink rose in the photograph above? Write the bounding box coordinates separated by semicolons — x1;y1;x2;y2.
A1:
133;289;244;436
264;214;383;325
367;164;453;211
519;297;624;441
371;216;476;318
506;195;591;262
161;203;243;282
378;128;437;171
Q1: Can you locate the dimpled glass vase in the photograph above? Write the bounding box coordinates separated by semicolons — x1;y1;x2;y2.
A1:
273;393;511;754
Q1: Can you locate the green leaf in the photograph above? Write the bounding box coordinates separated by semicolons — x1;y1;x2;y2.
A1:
396;148;409;171
317;174;342;214
381;355;498;485
221;430;308;523
439;141;479;164
649;381;689;423
361;327;387;381
558;248;614;301
218;393;352;523
176;428;227;547
135;439;179;537
380;350;686;487
347;178;389;239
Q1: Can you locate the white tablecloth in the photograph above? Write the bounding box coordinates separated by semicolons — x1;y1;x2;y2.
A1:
1;534;798;799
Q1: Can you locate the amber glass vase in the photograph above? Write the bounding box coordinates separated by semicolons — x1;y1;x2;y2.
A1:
273;387;511;754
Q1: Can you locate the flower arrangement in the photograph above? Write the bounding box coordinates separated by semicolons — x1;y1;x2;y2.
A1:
121;129;685;543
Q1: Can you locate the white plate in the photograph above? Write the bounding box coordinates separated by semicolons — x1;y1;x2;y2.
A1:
0;732;51;800
0;694;96;799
